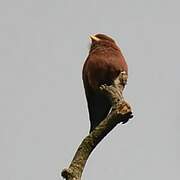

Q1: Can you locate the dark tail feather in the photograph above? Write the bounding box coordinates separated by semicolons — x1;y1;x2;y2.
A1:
88;92;111;133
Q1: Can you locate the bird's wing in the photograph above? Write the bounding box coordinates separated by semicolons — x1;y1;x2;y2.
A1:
83;60;111;132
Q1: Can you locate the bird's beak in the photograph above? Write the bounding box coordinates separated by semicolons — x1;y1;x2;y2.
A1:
90;35;100;42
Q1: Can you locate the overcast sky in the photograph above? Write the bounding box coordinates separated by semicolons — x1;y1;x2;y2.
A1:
0;0;179;180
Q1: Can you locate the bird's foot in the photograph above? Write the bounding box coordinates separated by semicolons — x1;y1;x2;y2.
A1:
99;84;114;93
100;84;121;98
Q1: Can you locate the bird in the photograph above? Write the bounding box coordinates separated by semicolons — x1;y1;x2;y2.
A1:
82;34;128;132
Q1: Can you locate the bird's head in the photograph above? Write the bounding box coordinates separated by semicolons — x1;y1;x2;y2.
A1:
89;34;118;52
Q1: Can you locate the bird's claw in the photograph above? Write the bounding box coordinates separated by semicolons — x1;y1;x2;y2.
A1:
99;84;107;91
99;84;118;97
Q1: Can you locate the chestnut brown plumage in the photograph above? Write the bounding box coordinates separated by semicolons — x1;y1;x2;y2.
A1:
83;34;128;132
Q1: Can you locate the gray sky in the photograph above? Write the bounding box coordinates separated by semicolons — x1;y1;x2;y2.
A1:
0;0;179;180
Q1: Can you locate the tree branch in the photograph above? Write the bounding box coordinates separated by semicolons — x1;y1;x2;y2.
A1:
61;72;133;180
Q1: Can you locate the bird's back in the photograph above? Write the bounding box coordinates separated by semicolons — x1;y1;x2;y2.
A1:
84;46;127;90
82;34;128;132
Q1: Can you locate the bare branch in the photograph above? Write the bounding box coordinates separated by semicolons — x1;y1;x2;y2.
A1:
61;72;133;180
